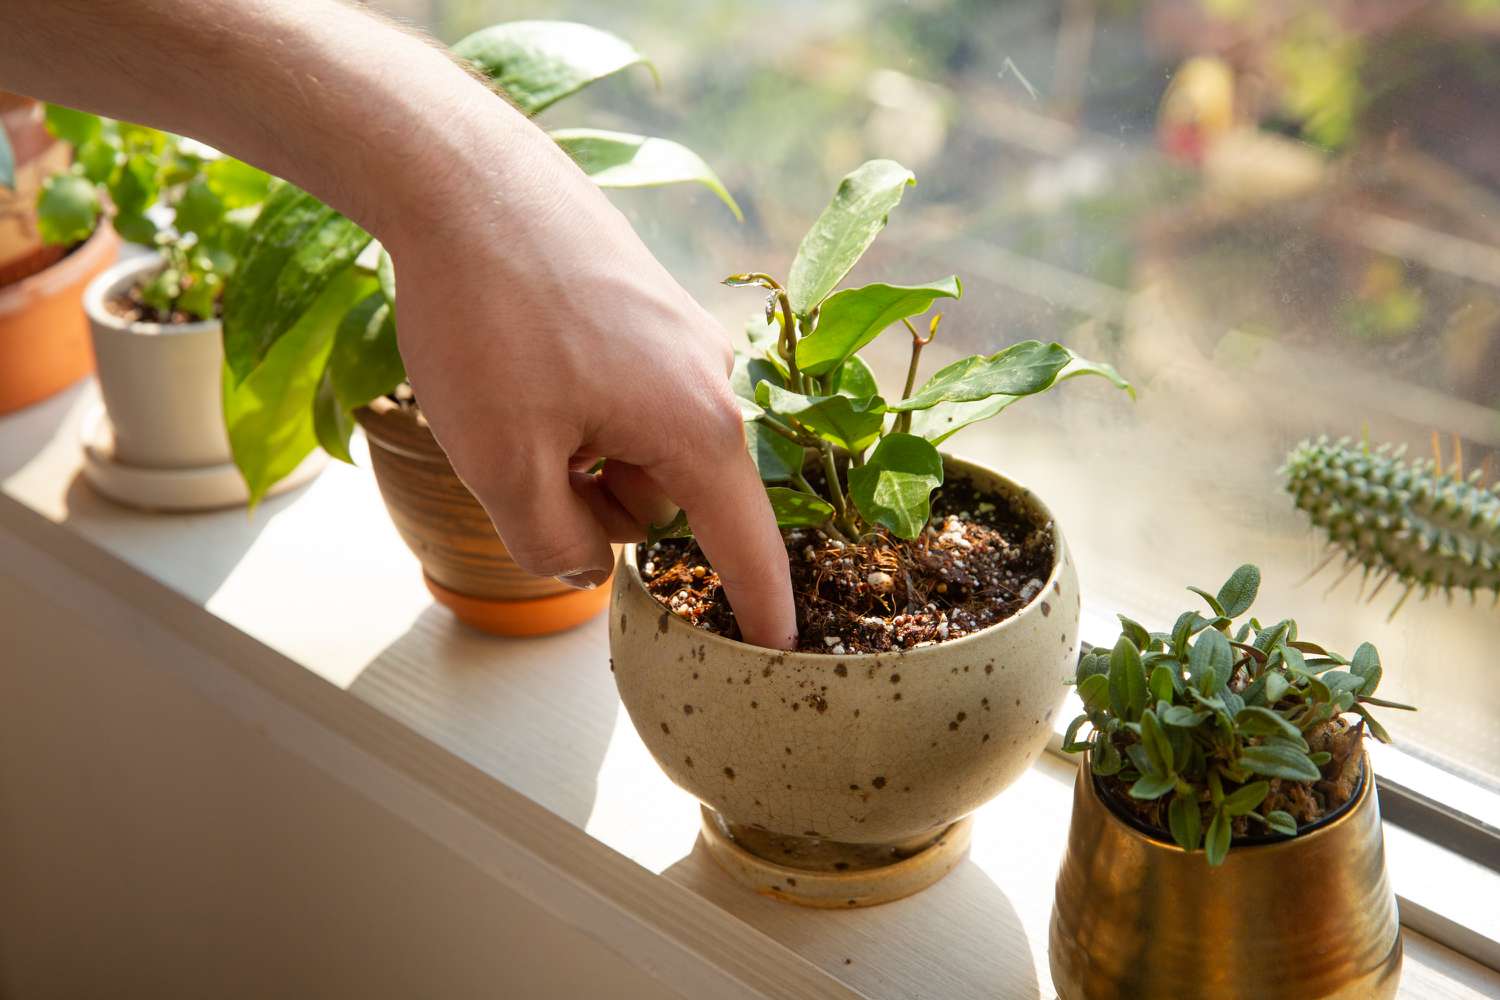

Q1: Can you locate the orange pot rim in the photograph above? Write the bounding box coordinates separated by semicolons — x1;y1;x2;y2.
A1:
423;572;611;637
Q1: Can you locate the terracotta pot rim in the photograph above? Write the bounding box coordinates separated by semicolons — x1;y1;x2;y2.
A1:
1080;753;1373;859
0;223;118;314
621;452;1068;660
83;254;220;336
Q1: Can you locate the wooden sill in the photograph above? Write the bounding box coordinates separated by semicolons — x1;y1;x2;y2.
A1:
2;381;1495;998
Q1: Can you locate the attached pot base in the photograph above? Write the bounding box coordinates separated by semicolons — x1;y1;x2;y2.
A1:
699;806;972;908
80;406;325;512
423;572;611;637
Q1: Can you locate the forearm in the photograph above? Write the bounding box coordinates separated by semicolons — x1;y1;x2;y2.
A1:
0;0;576;250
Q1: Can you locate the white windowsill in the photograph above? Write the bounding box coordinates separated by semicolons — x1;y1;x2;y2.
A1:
3;380;1497;998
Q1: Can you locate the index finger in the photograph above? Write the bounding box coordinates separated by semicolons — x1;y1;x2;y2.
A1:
649;441;797;650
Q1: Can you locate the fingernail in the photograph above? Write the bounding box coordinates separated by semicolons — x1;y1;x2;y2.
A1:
557;569;610;591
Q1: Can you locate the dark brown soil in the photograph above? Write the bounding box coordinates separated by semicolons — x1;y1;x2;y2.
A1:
1099;717;1366;839
640;475;1055;653
106;282;220;325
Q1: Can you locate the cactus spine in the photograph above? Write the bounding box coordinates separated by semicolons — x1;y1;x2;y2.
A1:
1283;436;1500;615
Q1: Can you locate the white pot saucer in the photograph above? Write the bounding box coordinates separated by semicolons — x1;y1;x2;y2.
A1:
79;405;326;512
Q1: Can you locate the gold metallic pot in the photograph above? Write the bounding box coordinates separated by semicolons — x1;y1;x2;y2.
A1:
1049;755;1401;1000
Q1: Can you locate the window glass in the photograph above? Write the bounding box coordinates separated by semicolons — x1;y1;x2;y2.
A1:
379;0;1500;789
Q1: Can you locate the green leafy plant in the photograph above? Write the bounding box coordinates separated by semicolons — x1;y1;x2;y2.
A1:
705;158;1133;542
220;20;741;506
1284;436;1500;616
1064;564;1415;866
35;105;271;320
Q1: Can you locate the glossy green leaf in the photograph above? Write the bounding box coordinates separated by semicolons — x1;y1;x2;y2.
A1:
1161;704;1210;728
1235;705;1301;741
1168;791;1203;851
787;159;915;316
888;340;1132;412
226;267;377;508
1187;586;1226;617
846;433;944;539
1322;671;1367;697
1222;781;1269;817
646;509;691;544
1352;704;1393;743
906;396;1009;445
223;183;373;383
1188;628;1232;693
831;354;878;398
1139;709;1174;776
1216;564;1261;617
376;246;396;307
36;173;99;245
765;487;835;528
1350;642;1382;697
327;292;404;412
1108;636;1147;722
1129;773;1175;800
1265;810;1298;837
1238;743;1322;782
1263;671;1289;705
1205;808;1231;866
452;21;653;116
75;136;117;185
746;421;806;482
756;382;885;453
43;104;102;146
1077;673;1111;715
1062;714;1090;753
794;277;961;377
313;365;355;465
1148;664;1176;705
203;156;273;208
551;128;740;220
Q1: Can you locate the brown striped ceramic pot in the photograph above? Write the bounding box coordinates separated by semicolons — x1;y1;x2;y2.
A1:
609;456;1081;907
354;397;610;636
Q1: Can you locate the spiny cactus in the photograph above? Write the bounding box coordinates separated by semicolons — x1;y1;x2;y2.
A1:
1283;436;1500;616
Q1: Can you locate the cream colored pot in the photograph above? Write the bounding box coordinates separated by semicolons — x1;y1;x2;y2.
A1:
610;456;1080;906
85;255;228;469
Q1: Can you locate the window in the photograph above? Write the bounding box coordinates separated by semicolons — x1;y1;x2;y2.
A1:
379;0;1500;792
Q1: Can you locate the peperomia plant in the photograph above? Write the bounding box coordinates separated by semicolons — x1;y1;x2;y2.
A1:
33;105;271;321
1064;564;1416;866
696;158;1133;542
219;20;740;506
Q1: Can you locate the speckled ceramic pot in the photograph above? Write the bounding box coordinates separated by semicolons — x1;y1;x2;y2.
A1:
609;456;1080;906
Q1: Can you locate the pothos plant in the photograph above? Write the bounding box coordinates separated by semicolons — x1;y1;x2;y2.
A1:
1065;564;1416;866
219;20;740;506
669;158;1133;544
35;105;272;320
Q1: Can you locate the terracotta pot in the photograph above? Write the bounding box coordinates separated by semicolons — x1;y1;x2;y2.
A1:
1049;755;1402;1000
354;397;611;636
0;222;117;416
0;93;70;286
609;456;1081;906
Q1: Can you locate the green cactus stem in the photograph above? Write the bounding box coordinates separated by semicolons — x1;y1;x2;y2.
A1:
1283;436;1500;616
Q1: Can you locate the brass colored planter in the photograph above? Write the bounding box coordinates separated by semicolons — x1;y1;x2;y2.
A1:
1049;756;1401;1000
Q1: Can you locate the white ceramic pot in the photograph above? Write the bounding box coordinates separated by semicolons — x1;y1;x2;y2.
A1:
80;254;324;511
84;255;229;470
609;456;1081;906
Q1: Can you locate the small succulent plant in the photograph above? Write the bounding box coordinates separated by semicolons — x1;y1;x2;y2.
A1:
1065;564;1415;866
1284;436;1500;616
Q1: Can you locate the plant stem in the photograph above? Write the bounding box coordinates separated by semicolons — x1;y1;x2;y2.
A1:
895;316;936;435
757;415;814;447
774;289;805;392
819;441;857;534
789;469;816;495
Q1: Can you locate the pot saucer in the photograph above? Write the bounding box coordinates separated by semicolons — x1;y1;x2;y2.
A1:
79;405;325;512
698;806;973;908
423;572;612;637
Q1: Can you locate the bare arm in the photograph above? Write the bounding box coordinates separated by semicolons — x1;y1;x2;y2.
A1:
0;0;797;648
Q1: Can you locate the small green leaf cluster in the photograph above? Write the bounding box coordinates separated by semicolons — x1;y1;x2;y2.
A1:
1064;564;1415;866
1284;436;1500;616
719;159;1133;542
36;106;272;321
218;20;740;507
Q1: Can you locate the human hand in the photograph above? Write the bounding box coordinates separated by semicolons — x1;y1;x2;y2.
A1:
383;122;797;649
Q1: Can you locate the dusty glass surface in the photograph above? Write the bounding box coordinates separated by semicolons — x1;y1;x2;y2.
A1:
376;0;1500;789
